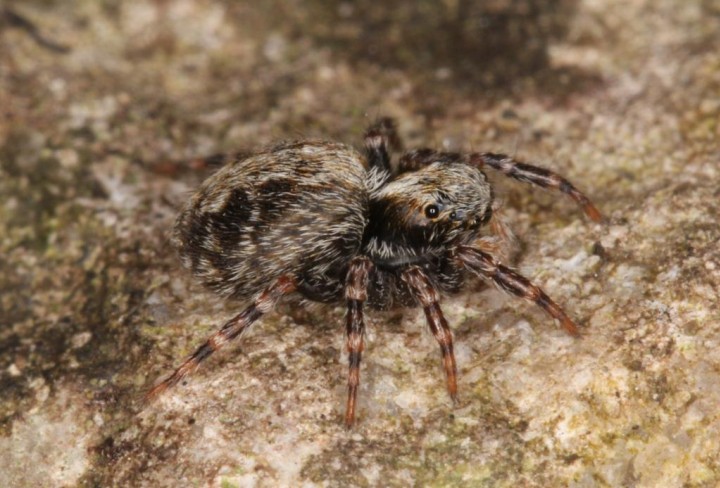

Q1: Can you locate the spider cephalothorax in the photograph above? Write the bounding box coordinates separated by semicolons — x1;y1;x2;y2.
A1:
148;117;601;426
365;161;494;266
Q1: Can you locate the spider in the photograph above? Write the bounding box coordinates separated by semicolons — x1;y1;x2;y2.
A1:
147;117;601;426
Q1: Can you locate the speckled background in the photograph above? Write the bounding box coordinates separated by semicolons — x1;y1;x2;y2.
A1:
1;1;719;487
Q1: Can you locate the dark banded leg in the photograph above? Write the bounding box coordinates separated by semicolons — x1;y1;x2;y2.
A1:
456;246;580;336
364;117;402;172
344;256;373;427
398;148;461;173
401;266;458;403
145;275;297;400
469;152;602;222
396;149;601;222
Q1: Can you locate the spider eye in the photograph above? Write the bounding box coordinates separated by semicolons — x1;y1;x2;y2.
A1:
424;204;440;219
449;211;457;220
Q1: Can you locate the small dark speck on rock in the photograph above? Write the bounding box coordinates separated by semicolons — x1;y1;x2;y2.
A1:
563;453;580;464
592;241;608;260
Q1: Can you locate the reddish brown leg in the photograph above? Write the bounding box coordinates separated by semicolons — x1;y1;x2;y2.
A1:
344;257;373;427
145;275;296;400
401;266;458;404
469;152;602;222
456;246;580;336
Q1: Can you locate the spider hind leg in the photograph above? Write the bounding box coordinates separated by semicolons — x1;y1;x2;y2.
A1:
145;275;297;401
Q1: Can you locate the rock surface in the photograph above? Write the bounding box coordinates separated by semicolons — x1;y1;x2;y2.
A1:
1;1;718;486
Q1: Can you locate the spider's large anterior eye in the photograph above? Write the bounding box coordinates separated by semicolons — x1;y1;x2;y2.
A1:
424;204;440;219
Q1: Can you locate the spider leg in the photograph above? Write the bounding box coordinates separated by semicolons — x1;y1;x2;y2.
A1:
364;117;402;172
469;152;602;222
401;266;458;403
396;149;601;222
344;256;373;427
398;148;461;173
145;275;297;401
456;246;580;336
471;201;516;262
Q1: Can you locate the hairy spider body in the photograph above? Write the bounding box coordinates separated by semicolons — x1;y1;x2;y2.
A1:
150;118;601;426
173;141;368;301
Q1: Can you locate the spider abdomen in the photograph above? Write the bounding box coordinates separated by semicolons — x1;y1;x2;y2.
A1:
172;141;369;300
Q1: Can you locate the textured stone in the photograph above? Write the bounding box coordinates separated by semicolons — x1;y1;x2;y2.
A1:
1;1;718;486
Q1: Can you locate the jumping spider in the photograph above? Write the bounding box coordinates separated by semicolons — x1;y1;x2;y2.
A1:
148;117;601;426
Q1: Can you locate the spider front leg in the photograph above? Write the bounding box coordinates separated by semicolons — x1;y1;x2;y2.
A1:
397;148;601;222
398;148;462;174
456;246;580;336
401;266;458;403
364;117;402;172
344;256;373;427
469;152;602;222
145;275;297;400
